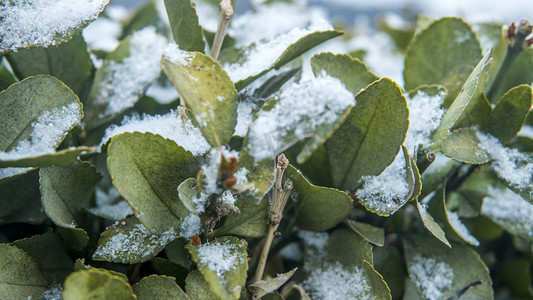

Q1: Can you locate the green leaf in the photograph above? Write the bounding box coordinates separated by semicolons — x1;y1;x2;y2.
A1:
286;165;352;231
6;34;93;95
310;52;378;95
164;0;205;52
249;268;297;299
404;17;483;104
0;170;47;224
373;246;405;299
326;229;373;267
177;178;201;214
213;194;269;238
496;48;533;102
238;153;275;200
326;78;409;191
502;259;533;298
93;216;177;264
233;30;344;90
451;92;492;130
438;128;490;164
12;232;73;284
345;220;385;247
363;261;392;300
416;199;451;248
403;234;493;300
0;75;83;179
186;236;248;299
0;2;108;54
107;132;199;233
162;51;237;146
151;257;188;289
133;275;189;300
0;244;47;299
488;85;533;144
185;270;216;300
432;50;493;142
252;66;302;99
121;1;168;39
63;268;136;300
40;161;101;229
0;146;97;168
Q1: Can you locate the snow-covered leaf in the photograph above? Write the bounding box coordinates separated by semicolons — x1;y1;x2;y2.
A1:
0;75;82;180
326;78;409;191
310;52;378;95
403;234;493;300
5;34;93;95
0;0;109;54
432;50;492;142
286;165;352;231
62;268;135;300
404;17;482;105
162;45;237;147
133;275;189;300
93;216;177;264
84;27;167;128
438;128;490;164
249;268;297;299
107;132;199;234
186;236;248;300
164;0;205;52
0;244;47;298
488;85;533;144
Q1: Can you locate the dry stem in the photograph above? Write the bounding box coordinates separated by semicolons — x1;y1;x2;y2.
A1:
210;0;233;60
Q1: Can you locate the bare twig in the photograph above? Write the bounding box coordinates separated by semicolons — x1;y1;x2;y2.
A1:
210;0;233;60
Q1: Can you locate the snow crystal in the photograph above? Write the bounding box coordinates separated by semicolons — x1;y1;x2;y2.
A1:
0;102;81;179
196;241;244;278
223;20;333;82
247;74;354;160
93;223;177;261
100;111;210;156
40;283;62;300
447;211;479;246
0;0;109;53
404;89;446;151
163;42;195;67
355;154;410;215
476;131;533;189
234;168;250;185
408;254;454;300
179;213;201;239
298;230;329;255
482;186;533;238
303;262;375;300
92;27;166;119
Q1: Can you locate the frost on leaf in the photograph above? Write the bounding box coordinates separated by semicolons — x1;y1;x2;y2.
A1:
446;211;479;246
100;111;210;156
179;213;202;239
195;242;245;279
0;0;109;53
303;262;375;300
476;131;533;189
163;42;196;67
408;254;454;300
93;221;177;263
246;73;354;161
482;186;533;240
404;89;446;151
0;103;81;179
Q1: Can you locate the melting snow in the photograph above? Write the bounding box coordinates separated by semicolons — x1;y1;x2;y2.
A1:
93;223;177;261
408;254;454;300
195;241;244;278
0;0;109;53
92;27;166;119
476;131;533;189
447;211;479;246
247;73;354;160
303;262;375;300
100;111;210;156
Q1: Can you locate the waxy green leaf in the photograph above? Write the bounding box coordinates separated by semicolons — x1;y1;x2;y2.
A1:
185;270;217;300
107;132;199;234
0;170;47;224
63;268;135;300
214;194;269;238
164;0;205;52
0;146;96;168
162;51;237;147
133;275;189;300
345;220;385;247
249;268;297;299
438;128;490;164
416;198;451;248
0;244;47;298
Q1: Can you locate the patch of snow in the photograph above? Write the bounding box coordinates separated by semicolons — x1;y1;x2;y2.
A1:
247;73;354;160
447;211;479;246
93;223;177;261
179;213;202;239
0;0;109;53
220;190;237;206
408;254;454;300
303;262;375;300
404;89;446;151
163;42;196;67
83;16;121;51
92;27;166;119
223;20;333;82
476;131;533;189
193;0;219;32
40;283;62;300
298;230;329;255
145;80;179;104
356;154;410;215
281;242;302;261
100;110;210;156
90;187;132;220
234;168;250;185
195;241;244;278
518;125;533;139
0;102;81;179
